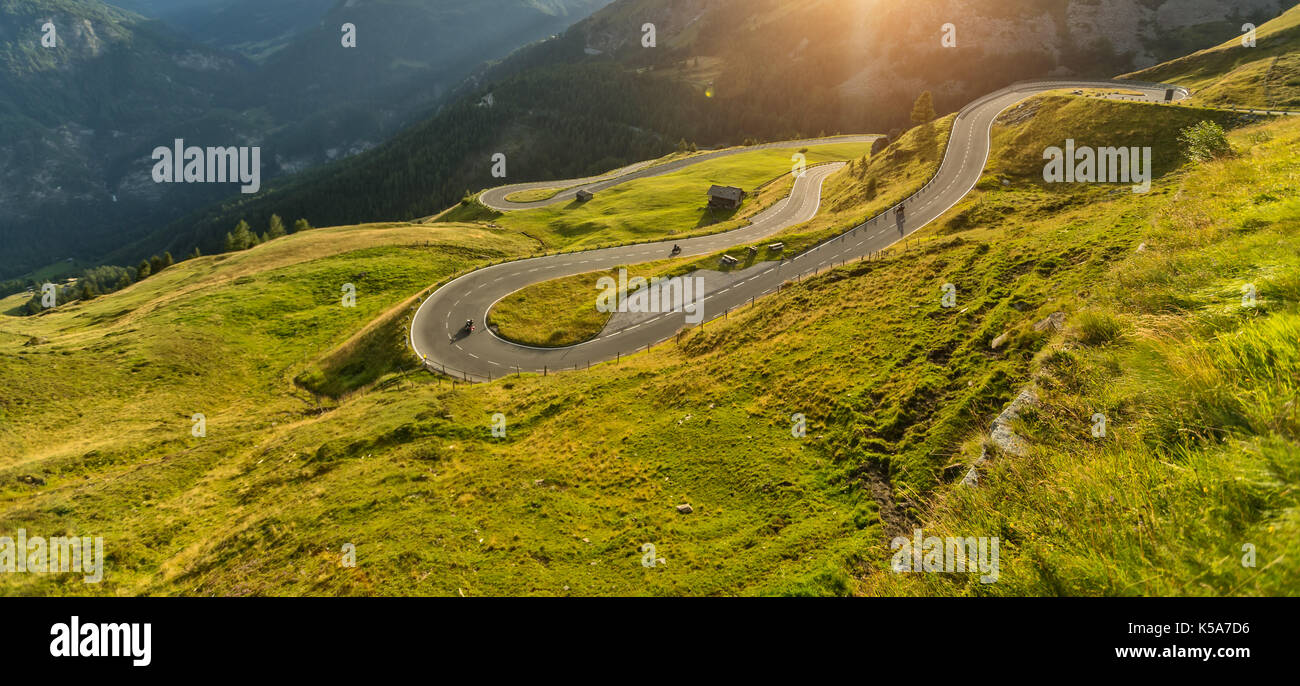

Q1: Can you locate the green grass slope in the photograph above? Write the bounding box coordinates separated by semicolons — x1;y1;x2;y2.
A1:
0;222;536;472
3;95;1293;596
482;140;872;251
867;115;1300;597
487;121;949;347
1125;4;1300;109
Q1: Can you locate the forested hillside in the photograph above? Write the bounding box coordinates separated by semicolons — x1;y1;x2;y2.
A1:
152;0;1289;263
0;0;613;279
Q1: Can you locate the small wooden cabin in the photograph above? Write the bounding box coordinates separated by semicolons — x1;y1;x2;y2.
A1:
707;185;744;209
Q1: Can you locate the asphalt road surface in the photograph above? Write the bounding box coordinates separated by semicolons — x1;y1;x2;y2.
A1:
411;79;1189;381
479;135;879;211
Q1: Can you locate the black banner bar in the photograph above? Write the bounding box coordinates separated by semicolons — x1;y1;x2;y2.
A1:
0;597;1288;677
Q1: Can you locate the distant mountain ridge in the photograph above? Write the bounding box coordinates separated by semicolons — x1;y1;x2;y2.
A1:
0;0;613;279
143;0;1289;264
106;0;337;60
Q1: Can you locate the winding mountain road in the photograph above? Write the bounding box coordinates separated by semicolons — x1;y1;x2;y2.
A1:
411;80;1189;381
480;134;878;211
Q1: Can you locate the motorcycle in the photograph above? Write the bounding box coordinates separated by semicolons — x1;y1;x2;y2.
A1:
463;320;476;334
670;244;682;256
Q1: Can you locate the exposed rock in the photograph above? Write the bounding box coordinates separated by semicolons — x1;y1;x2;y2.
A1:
964;386;1039;488
1136;242;1148;252
1032;311;1067;332
991;332;1011;349
961;445;988;487
990;387;1038;458
676;504;693;514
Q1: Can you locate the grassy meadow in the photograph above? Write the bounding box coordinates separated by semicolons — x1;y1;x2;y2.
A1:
1;88;1295;597
487;120;951;347
867;112;1300;596
474;141;873;251
1127;4;1300;110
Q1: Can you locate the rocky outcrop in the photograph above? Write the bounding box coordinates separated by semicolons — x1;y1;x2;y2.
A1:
962;386;1039;487
1033;312;1066;333
580;0;710;54
837;0;1287;98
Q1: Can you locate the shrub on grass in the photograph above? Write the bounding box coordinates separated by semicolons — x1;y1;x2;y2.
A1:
1179;121;1233;163
1075;310;1122;346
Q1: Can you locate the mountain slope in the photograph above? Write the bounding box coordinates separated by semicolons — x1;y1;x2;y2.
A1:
0;0;254;277
3;2;1296;597
0;0;614;280
138;59;710;261
3;91;1295;595
107;0;337;60
157;0;1291;265
1126;3;1300;108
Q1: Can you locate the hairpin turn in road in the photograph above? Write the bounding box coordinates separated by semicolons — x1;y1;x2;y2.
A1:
410;80;1192;381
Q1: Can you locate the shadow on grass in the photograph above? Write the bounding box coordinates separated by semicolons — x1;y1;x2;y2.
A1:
695;204;740;228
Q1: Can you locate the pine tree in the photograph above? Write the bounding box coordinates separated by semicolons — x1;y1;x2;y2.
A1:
137;260;151;279
162;252;174;268
293;219;312;233
911;91;936;127
190;247;202;259
150;255;163;274
267;214;286;239
228;220;253;251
